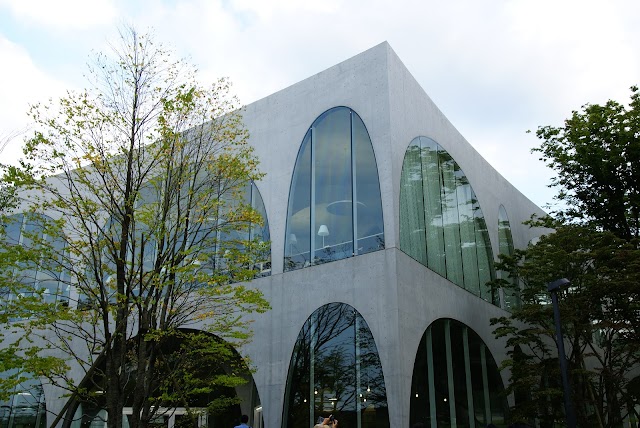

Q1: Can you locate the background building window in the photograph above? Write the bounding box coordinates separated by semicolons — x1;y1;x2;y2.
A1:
399;137;496;303
284;107;385;271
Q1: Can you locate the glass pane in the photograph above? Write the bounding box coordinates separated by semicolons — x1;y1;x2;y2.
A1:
400;141;427;265
474;212;495;303
3;213;24;245
431;321;451;424
457;173;480;296
285;131;312;271
410;334;430;427
313;108;353;265
421;138;446;276
250;183;271;276
439;152;463;286
283;303;389;428
498;205;519;310
353;113;384;255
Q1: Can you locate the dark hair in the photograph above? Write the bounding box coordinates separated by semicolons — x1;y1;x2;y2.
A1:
241;415;249;423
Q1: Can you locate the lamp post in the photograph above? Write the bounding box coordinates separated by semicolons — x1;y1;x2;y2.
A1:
547;278;577;428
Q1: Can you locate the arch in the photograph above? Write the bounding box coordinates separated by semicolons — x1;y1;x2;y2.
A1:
284;107;385;271
0;370;47;427
498;205;519;310
282;303;389;428
65;329;261;428
410;318;508;427
399;137;496;303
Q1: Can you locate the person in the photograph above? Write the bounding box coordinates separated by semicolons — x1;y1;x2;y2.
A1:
313;415;339;428
234;414;251;428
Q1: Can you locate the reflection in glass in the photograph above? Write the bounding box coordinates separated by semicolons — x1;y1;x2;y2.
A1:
0;371;47;428
498;206;519;310
410;319;508;428
78;180;271;308
1;213;70;317
284;107;385;271
282;303;389;428
399;137;496;304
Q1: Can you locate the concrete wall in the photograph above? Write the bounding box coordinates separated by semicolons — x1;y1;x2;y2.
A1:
235;42;547;428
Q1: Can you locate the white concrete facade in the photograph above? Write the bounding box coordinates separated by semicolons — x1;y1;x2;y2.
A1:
236;42;546;428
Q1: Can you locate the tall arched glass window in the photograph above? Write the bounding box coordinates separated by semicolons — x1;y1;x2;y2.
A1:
498;205;519;310
0;371;47;427
410;319;508;428
284;107;385;271
399;137;496;303
282;303;389;428
1;213;70;314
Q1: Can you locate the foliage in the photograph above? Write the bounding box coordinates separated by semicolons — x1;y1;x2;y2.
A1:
532;86;640;241
491;218;640;427
0;27;269;428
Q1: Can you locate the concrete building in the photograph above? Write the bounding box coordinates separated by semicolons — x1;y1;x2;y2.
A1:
1;42;545;428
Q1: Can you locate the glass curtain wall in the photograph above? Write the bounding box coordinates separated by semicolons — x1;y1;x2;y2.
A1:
497;205;519;311
1;213;70;314
282;303;389;428
284;107;385;271
0;371;47;428
399;137;496;304
410;319;508;428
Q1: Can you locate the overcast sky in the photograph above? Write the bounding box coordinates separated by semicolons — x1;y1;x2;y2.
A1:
1;0;639;209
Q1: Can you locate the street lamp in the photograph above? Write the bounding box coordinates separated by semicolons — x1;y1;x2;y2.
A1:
547;278;577;428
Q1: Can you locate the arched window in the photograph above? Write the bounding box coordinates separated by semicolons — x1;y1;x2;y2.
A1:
282;303;389;428
410;319;508;427
498;205;519;310
399;137;496;303
0;371;47;427
284;107;384;271
68;331;262;428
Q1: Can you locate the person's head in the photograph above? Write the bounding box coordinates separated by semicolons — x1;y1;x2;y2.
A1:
241;415;249;424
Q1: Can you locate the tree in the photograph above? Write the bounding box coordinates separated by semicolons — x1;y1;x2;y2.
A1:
492;87;640;427
532;86;640;241
0;27;269;428
491;219;640;428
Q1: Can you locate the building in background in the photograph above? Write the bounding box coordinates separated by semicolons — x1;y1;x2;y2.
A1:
2;43;546;428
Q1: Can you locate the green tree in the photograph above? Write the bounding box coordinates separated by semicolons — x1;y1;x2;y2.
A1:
0;27;269;428
493;86;640;427
492;219;640;427
533;86;640;241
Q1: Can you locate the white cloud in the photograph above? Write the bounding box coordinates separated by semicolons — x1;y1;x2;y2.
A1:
1;0;639;206
0;36;70;163
0;0;117;30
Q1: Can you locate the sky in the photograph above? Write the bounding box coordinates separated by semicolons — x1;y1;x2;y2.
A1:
1;0;639;209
